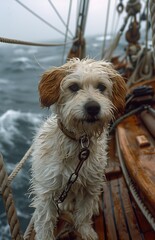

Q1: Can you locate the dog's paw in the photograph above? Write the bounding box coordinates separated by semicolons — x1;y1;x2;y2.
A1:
77;224;98;240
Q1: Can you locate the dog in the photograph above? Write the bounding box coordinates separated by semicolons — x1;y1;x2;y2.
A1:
30;58;127;240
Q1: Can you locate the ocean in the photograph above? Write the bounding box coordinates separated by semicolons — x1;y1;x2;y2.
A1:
0;35;123;239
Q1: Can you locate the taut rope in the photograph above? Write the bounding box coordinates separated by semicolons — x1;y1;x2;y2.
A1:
14;0;71;38
8;145;33;184
0;36;78;47
150;0;155;61
48;0;73;38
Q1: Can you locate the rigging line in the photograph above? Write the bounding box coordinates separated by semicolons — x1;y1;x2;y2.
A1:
48;0;74;38
83;0;89;34
144;0;149;52
14;0;71;39
62;0;73;64
113;0;123;36
111;0;118;36
0;36;78;47
101;0;111;59
150;0;155;62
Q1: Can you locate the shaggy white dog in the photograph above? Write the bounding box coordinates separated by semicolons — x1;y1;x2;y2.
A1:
31;58;126;240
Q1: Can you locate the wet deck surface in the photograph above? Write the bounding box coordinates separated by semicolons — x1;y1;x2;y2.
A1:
50;137;155;240
27;138;155;240
92;136;155;240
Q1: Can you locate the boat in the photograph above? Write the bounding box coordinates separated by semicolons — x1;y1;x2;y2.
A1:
0;0;155;239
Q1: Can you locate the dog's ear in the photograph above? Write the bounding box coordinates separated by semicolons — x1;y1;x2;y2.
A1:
38;67;68;107
111;73;127;117
102;62;127;117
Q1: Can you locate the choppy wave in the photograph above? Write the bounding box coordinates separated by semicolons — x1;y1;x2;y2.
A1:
14;47;38;55
10;57;39;71
39;55;59;63
0;78;9;84
0;109;42;150
96;35;112;41
0;220;10;240
0;109;42;239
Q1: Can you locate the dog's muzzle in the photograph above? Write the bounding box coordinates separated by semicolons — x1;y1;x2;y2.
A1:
84;100;101;122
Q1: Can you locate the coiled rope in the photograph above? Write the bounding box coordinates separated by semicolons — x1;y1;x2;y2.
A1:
0;154;23;240
150;0;155;61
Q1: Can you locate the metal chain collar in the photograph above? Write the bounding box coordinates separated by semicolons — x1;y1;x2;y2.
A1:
55;135;90;211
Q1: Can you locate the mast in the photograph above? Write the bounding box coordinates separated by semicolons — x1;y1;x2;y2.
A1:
67;0;89;60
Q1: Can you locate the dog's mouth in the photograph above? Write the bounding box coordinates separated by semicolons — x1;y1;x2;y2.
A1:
84;117;100;123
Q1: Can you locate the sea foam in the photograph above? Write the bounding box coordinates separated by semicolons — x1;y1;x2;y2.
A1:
0;109;42;147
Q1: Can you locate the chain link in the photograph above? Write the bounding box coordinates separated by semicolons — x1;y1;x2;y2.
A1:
55;135;90;211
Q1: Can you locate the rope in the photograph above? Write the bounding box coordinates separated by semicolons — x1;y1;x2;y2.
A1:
24;218;35;240
0;154;23;240
14;0;70;38
127;48;154;87
111;0;118;35
109;105;149;134
145;0;149;51
138;50;153;79
101;0;111;59
48;0;73;38
8;145;33;184
150;0;155;61
116;134;155;231
0;36;78;47
103;14;130;60
61;0;73;64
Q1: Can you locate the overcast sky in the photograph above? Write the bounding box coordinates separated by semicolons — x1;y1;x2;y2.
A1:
0;0;128;42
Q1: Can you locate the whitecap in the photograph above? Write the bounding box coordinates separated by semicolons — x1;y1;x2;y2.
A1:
10;56;39;71
0;110;42;147
14;48;27;55
17;209;30;219
13;47;38;55
96;35;112;41
12;57;30;63
27;48;38;54
0;78;9;84
5;162;16;173
92;43;99;47
0;222;10;240
39;56;56;63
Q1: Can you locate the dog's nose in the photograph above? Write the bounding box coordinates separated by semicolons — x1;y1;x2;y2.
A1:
84;100;101;116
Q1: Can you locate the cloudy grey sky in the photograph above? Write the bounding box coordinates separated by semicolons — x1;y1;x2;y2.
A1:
0;0;125;42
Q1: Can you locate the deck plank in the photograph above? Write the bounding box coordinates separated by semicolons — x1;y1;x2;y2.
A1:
93;204;105;240
110;177;130;240
119;176;143;240
102;181;118;240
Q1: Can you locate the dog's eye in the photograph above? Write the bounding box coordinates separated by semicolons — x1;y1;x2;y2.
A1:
69;83;80;92
97;83;106;93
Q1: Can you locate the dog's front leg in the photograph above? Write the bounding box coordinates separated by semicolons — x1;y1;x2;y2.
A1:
74;192;99;240
33;196;58;240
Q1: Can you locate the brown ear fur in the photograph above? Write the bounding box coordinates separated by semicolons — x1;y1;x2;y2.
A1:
38;68;68;107
104;62;127;117
112;74;127;117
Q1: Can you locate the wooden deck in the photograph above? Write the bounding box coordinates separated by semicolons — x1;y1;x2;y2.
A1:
93;136;155;240
51;136;155;240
